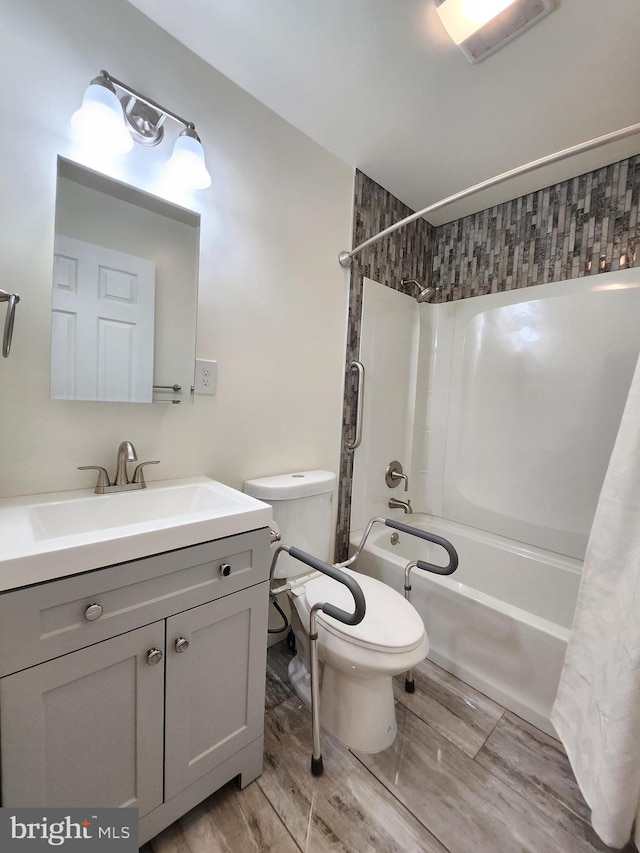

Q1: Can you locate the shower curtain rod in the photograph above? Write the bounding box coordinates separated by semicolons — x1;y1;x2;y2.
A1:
338;121;640;268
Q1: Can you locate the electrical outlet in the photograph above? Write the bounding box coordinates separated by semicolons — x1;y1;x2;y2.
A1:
194;359;217;395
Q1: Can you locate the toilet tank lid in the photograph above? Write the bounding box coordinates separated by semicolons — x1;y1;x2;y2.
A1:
243;470;336;500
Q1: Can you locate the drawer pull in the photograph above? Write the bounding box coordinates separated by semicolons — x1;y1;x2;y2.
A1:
175;637;190;654
220;563;232;577
147;648;163;666
84;603;104;622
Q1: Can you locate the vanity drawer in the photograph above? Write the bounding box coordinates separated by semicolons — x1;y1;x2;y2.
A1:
0;528;270;676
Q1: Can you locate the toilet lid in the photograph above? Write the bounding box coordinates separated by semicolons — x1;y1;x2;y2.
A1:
304;568;425;652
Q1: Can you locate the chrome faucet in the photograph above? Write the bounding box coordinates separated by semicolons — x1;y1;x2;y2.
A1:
388;497;413;514
115;440;137;486
78;440;160;494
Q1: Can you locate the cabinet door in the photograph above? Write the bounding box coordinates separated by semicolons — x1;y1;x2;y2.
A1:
0;622;165;817
164;583;268;799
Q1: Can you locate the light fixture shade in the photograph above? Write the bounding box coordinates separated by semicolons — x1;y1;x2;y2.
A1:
436;0;517;44
164;131;212;190
435;0;554;63
71;80;133;154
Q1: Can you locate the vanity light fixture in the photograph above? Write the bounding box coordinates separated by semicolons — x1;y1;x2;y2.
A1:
163;128;213;191
434;0;555;63
71;70;211;190
71;76;133;155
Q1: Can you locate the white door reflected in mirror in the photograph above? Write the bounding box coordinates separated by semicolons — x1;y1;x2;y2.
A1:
50;157;200;405
51;235;156;402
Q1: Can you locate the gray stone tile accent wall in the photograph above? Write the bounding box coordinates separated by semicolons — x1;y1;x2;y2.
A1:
335;156;640;561
432;156;640;299
335;170;433;560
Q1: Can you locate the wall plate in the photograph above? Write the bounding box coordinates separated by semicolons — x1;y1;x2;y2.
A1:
194;359;217;395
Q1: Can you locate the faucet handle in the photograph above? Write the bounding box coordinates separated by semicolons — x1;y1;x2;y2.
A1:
132;460;160;487
78;466;111;494
385;460;409;492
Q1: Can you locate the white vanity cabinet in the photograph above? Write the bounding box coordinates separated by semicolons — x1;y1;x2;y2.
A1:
0;527;270;846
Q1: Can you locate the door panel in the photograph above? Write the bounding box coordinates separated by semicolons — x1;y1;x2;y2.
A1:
164;584;268;799
51;234;155;402
0;622;165;816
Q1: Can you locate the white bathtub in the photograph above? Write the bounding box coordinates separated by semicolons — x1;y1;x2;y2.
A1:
349;514;582;736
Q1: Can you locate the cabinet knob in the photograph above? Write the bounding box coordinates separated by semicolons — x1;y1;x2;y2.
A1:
84;603;104;622
220;563;232;577
147;648;163;666
175;637;190;654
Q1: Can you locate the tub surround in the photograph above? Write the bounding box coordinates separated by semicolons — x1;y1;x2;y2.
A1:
350;272;640;548
418;272;640;559
337;156;640;559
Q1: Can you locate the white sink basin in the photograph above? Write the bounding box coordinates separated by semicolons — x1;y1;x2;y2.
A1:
29;482;254;540
0;477;272;591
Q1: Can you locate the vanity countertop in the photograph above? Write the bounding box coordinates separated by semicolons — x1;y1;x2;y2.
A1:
0;476;272;592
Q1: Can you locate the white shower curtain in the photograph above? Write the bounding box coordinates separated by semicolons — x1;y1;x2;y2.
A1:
552;352;640;849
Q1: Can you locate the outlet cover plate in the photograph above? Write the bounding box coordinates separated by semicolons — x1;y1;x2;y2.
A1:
194;359;217;395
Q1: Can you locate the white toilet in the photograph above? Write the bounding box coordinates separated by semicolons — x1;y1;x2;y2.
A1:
244;470;428;754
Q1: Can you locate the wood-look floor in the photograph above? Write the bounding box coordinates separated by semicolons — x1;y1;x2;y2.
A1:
142;642;635;853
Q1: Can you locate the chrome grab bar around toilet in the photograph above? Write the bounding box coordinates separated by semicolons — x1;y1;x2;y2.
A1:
270;543;366;777
345;360;365;453
337;516;459;694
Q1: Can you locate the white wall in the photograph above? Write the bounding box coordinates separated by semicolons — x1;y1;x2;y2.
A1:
0;0;353;499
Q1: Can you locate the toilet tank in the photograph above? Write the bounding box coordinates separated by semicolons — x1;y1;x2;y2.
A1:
243;471;336;579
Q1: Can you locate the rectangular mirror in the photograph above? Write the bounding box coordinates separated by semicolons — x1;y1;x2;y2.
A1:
51;158;199;404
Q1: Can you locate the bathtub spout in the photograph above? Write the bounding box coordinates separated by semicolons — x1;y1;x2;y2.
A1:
388;497;413;514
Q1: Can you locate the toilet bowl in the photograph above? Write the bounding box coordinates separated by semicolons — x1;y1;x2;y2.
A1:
243;470;430;754
288;566;428;753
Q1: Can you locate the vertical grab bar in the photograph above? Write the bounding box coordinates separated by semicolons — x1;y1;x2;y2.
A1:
345;360;365;453
0;289;20;358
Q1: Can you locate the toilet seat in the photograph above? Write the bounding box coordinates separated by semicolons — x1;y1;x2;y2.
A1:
304;568;425;653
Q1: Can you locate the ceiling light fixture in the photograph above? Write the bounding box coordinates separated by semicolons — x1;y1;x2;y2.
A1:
71;70;211;190
435;0;555;63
